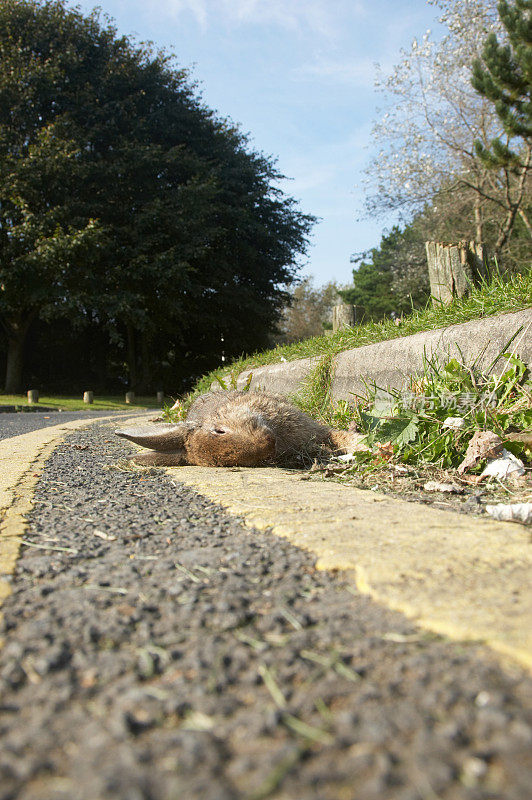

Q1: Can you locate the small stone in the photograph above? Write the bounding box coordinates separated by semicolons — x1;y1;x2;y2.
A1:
475;691;491;707
461;756;488;784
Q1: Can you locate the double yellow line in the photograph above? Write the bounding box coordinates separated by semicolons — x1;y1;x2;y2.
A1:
170;465;532;674
0;414;150;645
2;420;530;674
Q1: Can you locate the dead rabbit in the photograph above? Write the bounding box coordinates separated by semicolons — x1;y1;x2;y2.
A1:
115;390;363;468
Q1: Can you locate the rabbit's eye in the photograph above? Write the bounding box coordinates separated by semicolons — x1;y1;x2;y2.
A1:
212;428;226;435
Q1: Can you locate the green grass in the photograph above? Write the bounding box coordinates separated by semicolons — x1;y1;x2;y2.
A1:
341;351;532;470
0;394;163;411
192;269;532;398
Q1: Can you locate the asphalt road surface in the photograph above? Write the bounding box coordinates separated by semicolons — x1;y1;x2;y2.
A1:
0;421;531;799
0;410;140;441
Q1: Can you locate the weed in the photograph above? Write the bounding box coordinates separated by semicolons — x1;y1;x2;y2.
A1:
291;355;334;424
214;370;253;391
338;350;531;470
160;400;186;422
162;371;253;423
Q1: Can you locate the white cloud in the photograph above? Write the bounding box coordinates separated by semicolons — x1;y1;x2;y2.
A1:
277;125;373;199
293;56;379;87
154;0;366;35
156;0;207;27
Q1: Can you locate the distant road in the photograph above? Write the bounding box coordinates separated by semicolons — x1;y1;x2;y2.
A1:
0;410;138;441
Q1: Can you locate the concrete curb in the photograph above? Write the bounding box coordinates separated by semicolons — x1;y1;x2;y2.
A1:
232;309;532;398
168;465;532;674
0;411;152;645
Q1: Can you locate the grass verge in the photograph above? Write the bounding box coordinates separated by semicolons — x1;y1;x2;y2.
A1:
0;394;162;411
192;269;532;398
296;346;531;512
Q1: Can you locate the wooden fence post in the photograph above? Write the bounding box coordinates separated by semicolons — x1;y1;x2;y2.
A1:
125;391;135;404
332;304;356;332
425;241;487;306
83;391;94;404
27;389;39;404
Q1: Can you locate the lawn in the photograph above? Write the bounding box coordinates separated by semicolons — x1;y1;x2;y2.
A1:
0;394;165;411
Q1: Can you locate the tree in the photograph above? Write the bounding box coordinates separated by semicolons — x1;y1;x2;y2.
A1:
340;224;431;322
472;0;532;245
339;260;395;322
364;0;530;261
380;221;431;308
0;0;314;392
275;278;340;344
0;1;106;391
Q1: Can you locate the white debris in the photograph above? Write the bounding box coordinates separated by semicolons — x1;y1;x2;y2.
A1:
485;503;532;525
478;449;525;481
423;481;463;494
443;417;466;429
335;453;356;462
93;529;118;541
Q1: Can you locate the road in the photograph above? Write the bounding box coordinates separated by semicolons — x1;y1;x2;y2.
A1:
0;417;531;799
0;410;139;441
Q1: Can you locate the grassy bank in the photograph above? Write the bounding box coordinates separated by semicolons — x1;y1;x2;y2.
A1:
192;269;532;398
0;394;163;411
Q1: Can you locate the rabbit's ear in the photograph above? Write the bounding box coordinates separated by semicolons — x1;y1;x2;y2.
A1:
129;450;188;466
115;422;197;452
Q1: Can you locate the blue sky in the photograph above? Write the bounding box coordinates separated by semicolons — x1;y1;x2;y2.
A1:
75;0;443;286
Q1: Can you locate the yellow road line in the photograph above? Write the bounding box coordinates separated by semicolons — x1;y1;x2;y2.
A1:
169;466;532;673
0;413;150;644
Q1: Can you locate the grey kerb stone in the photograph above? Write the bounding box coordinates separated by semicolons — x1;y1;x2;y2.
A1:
222;308;532;400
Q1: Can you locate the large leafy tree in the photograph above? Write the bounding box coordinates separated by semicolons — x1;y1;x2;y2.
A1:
0;0;313;392
0;1;105;391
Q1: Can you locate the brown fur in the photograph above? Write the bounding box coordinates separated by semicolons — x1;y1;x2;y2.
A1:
116;390;360;468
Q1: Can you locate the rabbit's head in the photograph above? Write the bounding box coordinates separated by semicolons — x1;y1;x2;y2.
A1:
115;412;276;467
185;411;276;466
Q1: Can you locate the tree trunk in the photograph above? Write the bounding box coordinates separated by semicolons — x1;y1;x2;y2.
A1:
474;198;484;244
126;323;138;389
139;332;152;394
332;304;357;332
3;315;34;393
425;241;488;306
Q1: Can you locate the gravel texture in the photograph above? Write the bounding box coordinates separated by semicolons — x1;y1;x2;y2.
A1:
0;422;531;800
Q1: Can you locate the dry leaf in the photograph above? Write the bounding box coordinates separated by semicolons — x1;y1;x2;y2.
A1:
457;430;504;475
504;431;532;448
376;441;394;460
